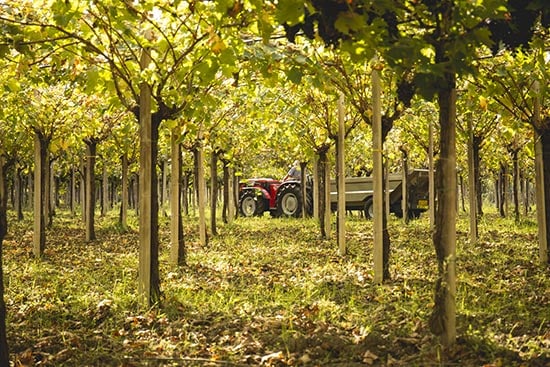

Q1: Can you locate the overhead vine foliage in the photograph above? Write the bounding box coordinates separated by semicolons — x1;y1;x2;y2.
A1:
486;0;550;53
0;0;253;119
276;0;549;100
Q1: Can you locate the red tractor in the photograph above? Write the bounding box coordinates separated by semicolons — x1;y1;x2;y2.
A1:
238;177;313;218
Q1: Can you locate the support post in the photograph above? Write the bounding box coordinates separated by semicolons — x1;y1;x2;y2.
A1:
533;81;548;265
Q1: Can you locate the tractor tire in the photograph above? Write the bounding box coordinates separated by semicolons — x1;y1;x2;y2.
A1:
275;183;302;218
363;198;374;220
239;191;264;217
305;188;314;217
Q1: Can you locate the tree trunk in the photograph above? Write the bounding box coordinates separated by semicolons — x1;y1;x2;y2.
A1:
312;155;319;219
300;161;308;219
70;166;76;216
317;149;330;239
170;132;185;266
195;147;208;246
472;136;483;217
227;165;235;223
45;158;52;228
401;148;409;223
468;118;477;243
15;166;23;221
120;154;129;230
26;172;33;211
459;175;466;213
499;163;506;218
193;149;199;211
382;171;391;281
428;118;435;229
138;48;161;307
534;127;550;265
337;93;346;255
541;129;550;265
372;66;384;283
494;177;499;211
85;140;97;241
523;177;531;216
430;86;457;348
512;150;520;223
33;133;48;258
183;171;190;216
233;169;240;218
0;157;10;366
80;158;86;223
210;150;218;236
222;159;231;224
161;159;168;217
101;163;108;217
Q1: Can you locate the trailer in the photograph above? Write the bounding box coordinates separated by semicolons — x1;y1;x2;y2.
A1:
330;169;429;219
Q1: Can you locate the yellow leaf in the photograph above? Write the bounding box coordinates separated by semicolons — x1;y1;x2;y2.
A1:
212;39;226;54
479;96;487;110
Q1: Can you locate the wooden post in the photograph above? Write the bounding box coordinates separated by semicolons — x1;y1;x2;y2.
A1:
372;65;384;284
468;115;477;243
337;93;346;256
533;81;548;265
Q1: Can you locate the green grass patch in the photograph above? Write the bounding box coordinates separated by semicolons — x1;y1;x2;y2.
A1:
2;208;549;366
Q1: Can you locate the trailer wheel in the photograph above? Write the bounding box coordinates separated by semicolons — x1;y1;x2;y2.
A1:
239;191;264;217
363;198;374;219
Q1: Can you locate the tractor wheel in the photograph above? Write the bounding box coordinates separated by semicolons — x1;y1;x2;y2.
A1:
305;188;314;217
275;184;302;218
363;198;374;219
239;191;264;217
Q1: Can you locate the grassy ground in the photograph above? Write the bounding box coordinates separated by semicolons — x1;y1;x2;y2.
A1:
2;208;549;366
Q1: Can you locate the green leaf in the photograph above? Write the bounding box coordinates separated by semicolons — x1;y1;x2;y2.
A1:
334;12;364;35
6;79;20;92
286;67;303;84
413;73;439;101
276;0;304;25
